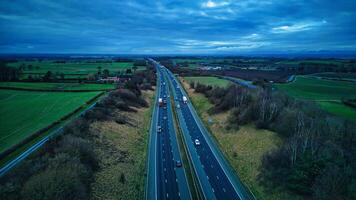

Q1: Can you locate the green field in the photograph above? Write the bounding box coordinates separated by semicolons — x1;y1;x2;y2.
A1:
8;61;145;77
0;82;114;91
311;72;356;80
277;60;344;65
173;58;235;69
276;76;356;121
0;90;101;153
184;76;231;87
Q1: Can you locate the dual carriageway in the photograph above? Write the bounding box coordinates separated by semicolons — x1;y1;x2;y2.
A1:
146;59;253;200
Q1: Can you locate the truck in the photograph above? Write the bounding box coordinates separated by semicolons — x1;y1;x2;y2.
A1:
158;98;163;106
182;96;188;104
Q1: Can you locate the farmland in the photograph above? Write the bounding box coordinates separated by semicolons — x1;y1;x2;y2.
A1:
183;76;230;87
276;76;356;121
8;60;144;73
0;89;101;153
0;58;147;158
7;60;146;80
0;82;114;91
311;72;356;79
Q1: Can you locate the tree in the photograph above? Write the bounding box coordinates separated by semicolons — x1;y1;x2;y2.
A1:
119;173;126;184
0;64;20;81
21;168;87;200
60;73;65;80
126;68;132;74
103;69;110;78
97;66;102;75
43;71;53;81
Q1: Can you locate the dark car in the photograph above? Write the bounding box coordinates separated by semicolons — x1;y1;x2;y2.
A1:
176;160;182;167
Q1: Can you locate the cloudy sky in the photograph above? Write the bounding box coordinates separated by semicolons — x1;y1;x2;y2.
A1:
0;0;355;54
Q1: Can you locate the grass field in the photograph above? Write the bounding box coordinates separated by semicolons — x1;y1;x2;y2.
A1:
8;61;145;76
311;72;356;80
90;90;155;199
276;76;356;121
173;58;235;69
0;82;114;91
277;60;344;65
0;89;101;153
180;79;297;200
184;76;231;87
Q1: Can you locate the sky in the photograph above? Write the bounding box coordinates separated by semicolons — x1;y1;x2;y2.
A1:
0;0;355;54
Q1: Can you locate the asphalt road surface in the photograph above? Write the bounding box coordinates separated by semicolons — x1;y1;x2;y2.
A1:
146;64;190;200
156;60;253;200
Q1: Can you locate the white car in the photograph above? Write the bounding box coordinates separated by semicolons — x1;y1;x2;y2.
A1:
194;139;200;146
157;126;162;133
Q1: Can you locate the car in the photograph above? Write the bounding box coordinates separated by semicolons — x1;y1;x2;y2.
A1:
163;116;167;120
157;126;162;133
175;160;182;167
176;104;180;109
163;106;167;109
194;139;200;146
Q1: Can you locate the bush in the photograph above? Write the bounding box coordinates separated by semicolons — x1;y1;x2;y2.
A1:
21;168;87;200
56;135;98;171
191;79;356;197
83;107;112;121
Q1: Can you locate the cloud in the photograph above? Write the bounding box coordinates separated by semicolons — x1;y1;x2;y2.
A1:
0;0;355;54
201;1;230;8
272;21;327;33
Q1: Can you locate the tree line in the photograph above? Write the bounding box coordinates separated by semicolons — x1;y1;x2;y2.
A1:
190;82;356;199
0;61;20;81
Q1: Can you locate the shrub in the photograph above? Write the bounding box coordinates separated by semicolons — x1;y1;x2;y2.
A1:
56;135;98;171
21;168;87;200
84;107;112;121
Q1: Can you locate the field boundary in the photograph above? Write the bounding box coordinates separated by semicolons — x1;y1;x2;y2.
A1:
0;91;105;162
0;86;112;92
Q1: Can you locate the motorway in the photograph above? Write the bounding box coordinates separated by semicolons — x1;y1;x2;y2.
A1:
146;64;191;200
151;59;254;200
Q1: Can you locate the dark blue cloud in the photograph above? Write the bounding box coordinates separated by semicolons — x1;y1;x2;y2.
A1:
0;0;355;54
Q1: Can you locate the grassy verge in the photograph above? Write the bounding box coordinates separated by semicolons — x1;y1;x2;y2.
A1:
0;82;114;91
180;77;298;200
90;89;155;200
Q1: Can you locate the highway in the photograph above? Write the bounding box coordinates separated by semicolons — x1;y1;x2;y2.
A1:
152;59;254;200
146;64;191;200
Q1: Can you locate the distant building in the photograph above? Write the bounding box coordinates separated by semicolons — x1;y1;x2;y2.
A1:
98;76;119;83
198;66;222;71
